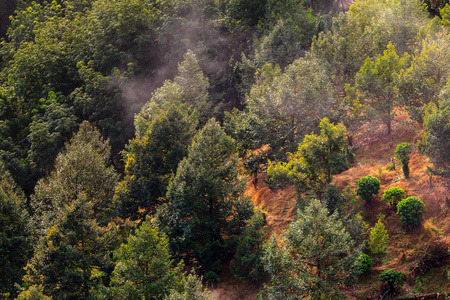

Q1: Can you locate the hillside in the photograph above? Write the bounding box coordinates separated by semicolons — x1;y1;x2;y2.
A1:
208;111;450;299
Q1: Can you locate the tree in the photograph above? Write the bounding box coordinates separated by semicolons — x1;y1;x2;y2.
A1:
156;119;253;272
262;199;361;299
0;164;31;297
165;274;210;300
110;216;184;300
226;56;342;158
382;187;405;209
356;253;373;275
230;211;268;282
16;285;52;300
397;196;427;229
24;122;122;299
397;32;450;122
352;42;410;135
267;118;349;198
30;121;119;230
115;104;197;220
369;219;389;254
420;97;450;176
395;142;412;178
356;175;380;203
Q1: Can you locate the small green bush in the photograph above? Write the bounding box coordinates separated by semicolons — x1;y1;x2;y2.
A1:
382;187;405;209
357;253;373;274
395;143;412;178
397;196;427;228
356;175;381;202
204;271;220;283
379;270;404;290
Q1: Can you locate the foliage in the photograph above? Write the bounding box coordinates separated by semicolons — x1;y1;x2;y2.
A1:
420;97;450;176
23;122;122;299
262;199;361;299
16;285;52;300
115;104;197;220
378;270;405;290
227;56;342;158
356;253;373;275
267;118;349;197
395;142;412;178
165;273;210;300
351;43;410;135
369;219;389;254
0;164;31;297
230;211;268;282
156;119;253;272
382;187;405;209
110;216;184;300
30;121;119;231
397;31;450;122
356;175;380;202
397;196;427;228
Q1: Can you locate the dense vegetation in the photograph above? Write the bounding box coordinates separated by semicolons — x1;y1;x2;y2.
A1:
0;0;450;298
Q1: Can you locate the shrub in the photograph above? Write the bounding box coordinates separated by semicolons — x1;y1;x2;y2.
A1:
379;270;404;290
357;253;373;274
356;176;380;202
397;196;427;228
395;142;412;178
382;187;405;209
369;219;389;254
204;271;220;284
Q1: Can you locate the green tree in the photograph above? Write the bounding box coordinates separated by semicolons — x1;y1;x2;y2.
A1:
230;211;268;282
110;216;184;300
156;119;253;272
352;42;410;135
115;104;197;220
30;121;119;230
397;196;427;229
165;274;210;300
0;164;31;297
420;97;450;176
395;142;412;178
397;31;450;122
356;253;373;274
356;175;380;203
24;122;122;298
382;187;405;209
16;285;52;300
267;118;349;197
369;219;389;254
262;199;361;299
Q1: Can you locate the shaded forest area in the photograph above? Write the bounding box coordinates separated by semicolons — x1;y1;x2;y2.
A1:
0;0;450;299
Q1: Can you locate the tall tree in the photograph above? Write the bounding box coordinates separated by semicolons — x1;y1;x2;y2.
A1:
109;216;184;300
156;119;253;272
0;164;31;298
351;42;409;135
397;31;450;122
24;122;122;298
262;199;361;299
115;104;197;220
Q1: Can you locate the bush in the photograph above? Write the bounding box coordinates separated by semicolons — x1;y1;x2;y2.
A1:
357;253;373;274
356;176;381;202
397;196;427;228
369;219;389;254
378;270;404;290
204;271;220;284
382;187;405;209
395;143;412;178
